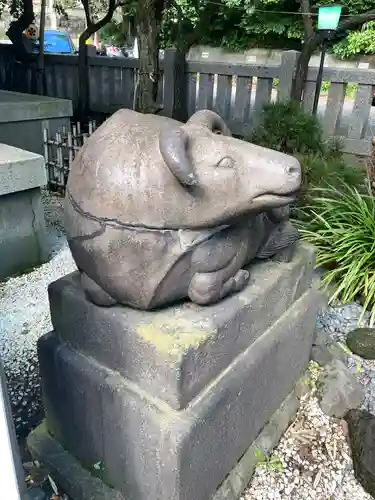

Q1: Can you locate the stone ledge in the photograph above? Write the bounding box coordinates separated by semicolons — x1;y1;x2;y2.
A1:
0;144;46;196
49;243;316;410
28;423;126;500
0;90;73;122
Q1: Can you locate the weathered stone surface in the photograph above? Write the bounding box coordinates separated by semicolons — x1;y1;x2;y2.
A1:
345;409;375;498
311;344;333;366
317;358;364;418
0;144;46;196
24;487;49;500
29;388;301;500
38;287;318;500
0;188;48;279
310;326;332;365
27;423;125;500
212;391;300;500
0;144;48;278
49;243;315;409
65;108;302;310
346;327;375;360
0;91;72;156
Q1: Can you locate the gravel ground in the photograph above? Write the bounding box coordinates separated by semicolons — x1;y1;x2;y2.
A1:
1;192;374;498
242;305;375;500
0;191;76;438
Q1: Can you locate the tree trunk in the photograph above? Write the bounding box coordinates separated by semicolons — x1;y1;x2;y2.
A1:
134;0;164;113
291;34;319;103
78;0;117;120
122;12;135;47
6;0;34;62
78;30;90;120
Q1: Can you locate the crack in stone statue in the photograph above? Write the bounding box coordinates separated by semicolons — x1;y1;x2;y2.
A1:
64;109;302;310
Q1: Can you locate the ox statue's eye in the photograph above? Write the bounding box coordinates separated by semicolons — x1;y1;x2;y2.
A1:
217;157;234;169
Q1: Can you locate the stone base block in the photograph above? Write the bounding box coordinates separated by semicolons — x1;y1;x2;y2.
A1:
28;389;301;500
0;188;48;279
48;243;315;409
0;144;49;279
37;286;319;500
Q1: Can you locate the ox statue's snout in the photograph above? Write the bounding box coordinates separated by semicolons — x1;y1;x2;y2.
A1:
280;157;302;194
285;162;301;178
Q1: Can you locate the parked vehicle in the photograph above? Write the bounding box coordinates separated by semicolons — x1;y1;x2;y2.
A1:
0;30;76;55
105;45;124;57
43;30;76;54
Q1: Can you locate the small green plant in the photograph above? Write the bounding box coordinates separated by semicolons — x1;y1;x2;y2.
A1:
319;82;358;98
249;102;324;156
296;179;375;325
254;448;284;472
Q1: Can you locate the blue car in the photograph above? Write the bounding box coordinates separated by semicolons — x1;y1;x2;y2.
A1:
43;30;76;54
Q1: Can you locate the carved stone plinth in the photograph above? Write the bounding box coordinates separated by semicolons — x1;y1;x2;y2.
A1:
31;244;321;500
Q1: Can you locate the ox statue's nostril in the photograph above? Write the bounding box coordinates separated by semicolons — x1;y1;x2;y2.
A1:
286;163;300;176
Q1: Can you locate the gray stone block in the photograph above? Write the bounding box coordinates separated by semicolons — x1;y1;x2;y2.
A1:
0;90;72;122
0;188;48;279
317;358;365;418
0;91;73;156
0;143;49;279
38;286;319;500
0;144;46;196
212;390;300;500
49;243;315;409
28;388;301;500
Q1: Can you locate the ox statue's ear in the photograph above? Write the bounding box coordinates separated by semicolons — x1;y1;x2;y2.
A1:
187;110;232;137
159;127;198;186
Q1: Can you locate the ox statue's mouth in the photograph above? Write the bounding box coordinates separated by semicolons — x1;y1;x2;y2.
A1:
252;190;300;206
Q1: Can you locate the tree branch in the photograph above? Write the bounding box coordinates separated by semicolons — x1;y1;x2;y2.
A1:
91;0;118;31
177;1;218;52
81;0;92;25
292;7;375;102
300;0;314;40
337;8;375;33
305;7;375;57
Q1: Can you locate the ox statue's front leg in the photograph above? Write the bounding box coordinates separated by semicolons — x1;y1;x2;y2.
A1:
187;225;253;306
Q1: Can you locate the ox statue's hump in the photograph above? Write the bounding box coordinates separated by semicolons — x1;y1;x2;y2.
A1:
66;109;188;229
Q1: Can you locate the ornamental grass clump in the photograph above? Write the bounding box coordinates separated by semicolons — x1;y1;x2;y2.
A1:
296;179;375;324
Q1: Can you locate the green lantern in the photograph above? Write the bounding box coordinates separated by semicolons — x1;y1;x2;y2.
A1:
317;4;343;31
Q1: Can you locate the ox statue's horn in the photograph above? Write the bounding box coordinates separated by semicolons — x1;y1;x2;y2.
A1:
187;110;232;137
159;128;198;186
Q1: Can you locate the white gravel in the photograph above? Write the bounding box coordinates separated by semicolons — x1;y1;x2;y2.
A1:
242;303;375;500
0;192;76;436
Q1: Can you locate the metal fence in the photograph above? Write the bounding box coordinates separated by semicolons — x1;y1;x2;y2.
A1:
44;119;97;194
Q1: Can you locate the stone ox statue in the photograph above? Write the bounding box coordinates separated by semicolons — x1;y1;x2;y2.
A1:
65;109;302;310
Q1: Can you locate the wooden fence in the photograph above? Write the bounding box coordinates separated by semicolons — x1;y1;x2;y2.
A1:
0;45;374;156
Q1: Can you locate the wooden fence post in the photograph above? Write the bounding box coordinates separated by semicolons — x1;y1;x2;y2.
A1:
162;48;187;121
278;50;300;102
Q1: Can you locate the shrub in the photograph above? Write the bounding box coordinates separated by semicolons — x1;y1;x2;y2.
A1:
249;101;366;217
249;102;324;155
296;179;375;325
295;153;366;216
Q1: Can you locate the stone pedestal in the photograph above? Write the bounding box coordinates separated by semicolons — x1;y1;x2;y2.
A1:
33;244;320;500
0;144;48;279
